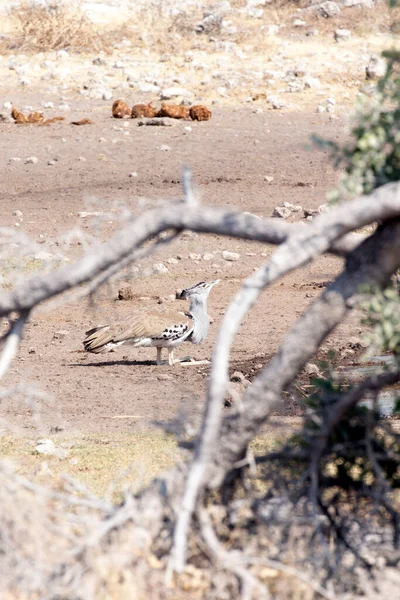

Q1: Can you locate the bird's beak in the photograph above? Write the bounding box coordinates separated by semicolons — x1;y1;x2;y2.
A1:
209;279;221;288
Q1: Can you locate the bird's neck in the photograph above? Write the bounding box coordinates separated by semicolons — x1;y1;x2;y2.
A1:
189;296;209;344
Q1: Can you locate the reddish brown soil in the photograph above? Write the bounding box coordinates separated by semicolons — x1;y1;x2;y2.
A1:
0;100;362;436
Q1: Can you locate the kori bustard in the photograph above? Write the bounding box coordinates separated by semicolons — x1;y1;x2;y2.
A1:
83;280;220;365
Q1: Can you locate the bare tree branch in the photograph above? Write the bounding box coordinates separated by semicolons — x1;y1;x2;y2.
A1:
0;311;29;380
169;183;400;573
198;506;270;600
208;219;400;488
5;175;396;317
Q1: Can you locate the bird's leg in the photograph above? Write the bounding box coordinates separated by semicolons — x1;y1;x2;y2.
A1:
168;348;175;366
156;347;163;365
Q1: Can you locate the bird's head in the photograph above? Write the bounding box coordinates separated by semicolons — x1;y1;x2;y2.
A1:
177;279;221;301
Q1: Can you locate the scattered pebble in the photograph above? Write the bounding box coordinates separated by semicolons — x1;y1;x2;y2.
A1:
53;330;69;340
222;250;240;262
152;263;169;274
25;156;38;164
35;439;69;459
273;206;291;219
129;172;138;177
118;287;134;301
334;28;351;42
157;374;173;381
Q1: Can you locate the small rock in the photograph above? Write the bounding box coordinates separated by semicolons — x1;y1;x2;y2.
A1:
137;82;160;94
35;439;69;459
28;347;36;354
129;172;138;177
0;112;13;123
189;253;202;261
304;76;321;89
157;374;173;381
57;50;69;60
334;28;351;42
9;157;21;162
160;87;193;100
305;363;322;377
78;156;86;162
118;287;134;301
317;1;341;17
42;101;54;108
366;54;386;80
273;206;291;219
316;104;326;113
102;89;113;101
203;253;214;261
93;56;107;66
304;208;319;218
3;101;12;110
152;263;169;274
195;12;223;34
13;210;23;218
293;18;306;27
264;175;274;183
318;203;329;213
53;330;69;340
47;160;57;166
222;250;240;262
267;96;285;110
230;371;246;383
167;257;179;264
25;156;38;164
160;144;171;152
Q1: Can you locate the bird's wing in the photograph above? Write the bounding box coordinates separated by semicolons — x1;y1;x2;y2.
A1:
84;308;193;351
112;309;192;341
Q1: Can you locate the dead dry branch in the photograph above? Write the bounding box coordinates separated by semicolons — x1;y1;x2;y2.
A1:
1;176;400;598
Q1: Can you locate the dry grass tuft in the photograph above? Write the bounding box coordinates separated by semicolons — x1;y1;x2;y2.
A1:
4;1;103;53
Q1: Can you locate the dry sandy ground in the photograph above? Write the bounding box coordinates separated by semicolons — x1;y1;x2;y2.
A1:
0;98;364;439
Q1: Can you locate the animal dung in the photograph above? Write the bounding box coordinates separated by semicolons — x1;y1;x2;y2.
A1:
189;105;212;121
42;116;65;125
111;100;212;122
156;103;190;119
70;118;94;126
11;107;64;125
112;99;131;118
131;102;157;118
11;107;44;124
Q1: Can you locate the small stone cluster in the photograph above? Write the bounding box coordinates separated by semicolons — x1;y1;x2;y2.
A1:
272;201;329;221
